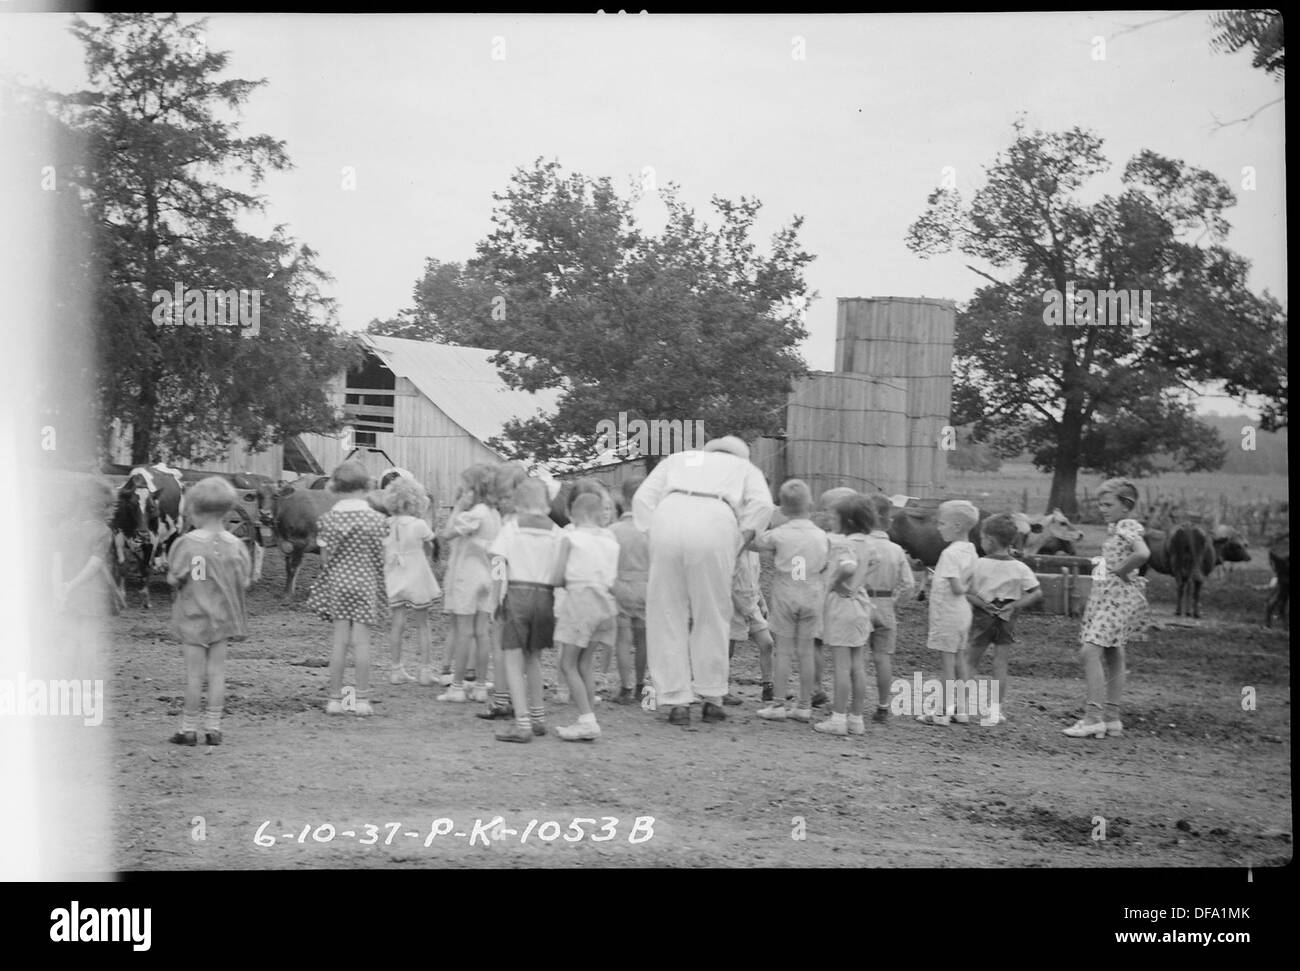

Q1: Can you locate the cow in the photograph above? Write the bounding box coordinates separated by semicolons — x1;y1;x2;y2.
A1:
1209;524;1251;580
886;504;1080;568
272;485;342;602
1264;532;1289;628
1022;508;1084;556
111;464;185;608
1142;522;1251;618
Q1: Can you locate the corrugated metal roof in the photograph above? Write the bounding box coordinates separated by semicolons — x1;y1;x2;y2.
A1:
361;334;562;450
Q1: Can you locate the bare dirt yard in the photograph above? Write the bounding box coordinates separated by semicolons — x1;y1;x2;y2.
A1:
87;538;1290;870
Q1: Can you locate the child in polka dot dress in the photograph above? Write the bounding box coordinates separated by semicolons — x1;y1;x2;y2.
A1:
1063;478;1149;739
308;461;389;717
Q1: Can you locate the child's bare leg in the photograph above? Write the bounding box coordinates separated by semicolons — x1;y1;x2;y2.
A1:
1079;641;1106;724
560;643;593;717
353;623;372;698
182;643;205;732
831;645;851;715
871;628;895;708
205;640;228;734
388;606;407;669
849;645;867;717
939;651;958;716
813;640;825;695
770;634;793;705
795;635;816;709
1102;644;1125;722
329;619;350;699
503;647;527;716
755;628;773;683
471;610;492;684
991;642;1009;710
413;609;432;669
451;614;472;685
524;650;545;716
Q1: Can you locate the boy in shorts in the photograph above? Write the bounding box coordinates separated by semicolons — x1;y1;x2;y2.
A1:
552;493;621;741
862;493;917;722
489;478;563;743
727;547;774;704
753;479;832;723
966;513;1042;726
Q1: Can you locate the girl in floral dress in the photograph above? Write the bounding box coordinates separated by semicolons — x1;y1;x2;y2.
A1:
1063;478;1149;739
308;461;389;717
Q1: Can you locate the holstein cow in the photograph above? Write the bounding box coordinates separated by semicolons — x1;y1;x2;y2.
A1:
1141;522;1251;618
1264;532;1289;628
1022;509;1084;556
111;464;185;608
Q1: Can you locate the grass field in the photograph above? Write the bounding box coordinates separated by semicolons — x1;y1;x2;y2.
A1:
947;464;1289;537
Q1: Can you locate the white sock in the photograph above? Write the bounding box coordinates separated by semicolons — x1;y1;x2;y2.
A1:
578;712;598;727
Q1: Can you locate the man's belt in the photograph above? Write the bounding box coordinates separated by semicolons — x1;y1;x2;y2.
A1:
866;589;895;597
667;489;738;520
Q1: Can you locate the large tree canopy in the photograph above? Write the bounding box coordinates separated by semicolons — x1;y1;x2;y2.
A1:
908;120;1287;514
59;13;355;465
371;158;815;468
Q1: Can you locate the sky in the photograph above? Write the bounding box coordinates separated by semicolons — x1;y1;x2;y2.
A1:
1;11;1287;415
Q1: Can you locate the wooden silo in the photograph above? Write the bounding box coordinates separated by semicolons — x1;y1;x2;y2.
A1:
835;297;955;496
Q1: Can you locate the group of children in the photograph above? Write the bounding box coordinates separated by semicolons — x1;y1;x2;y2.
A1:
56;456;1149;746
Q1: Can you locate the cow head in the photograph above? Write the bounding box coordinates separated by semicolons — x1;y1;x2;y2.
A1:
1212;525;1251;563
115;476;160;552
1023;508;1084;555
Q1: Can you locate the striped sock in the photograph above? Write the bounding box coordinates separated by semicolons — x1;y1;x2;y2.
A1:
515;715;531;731
203;709;221;732
451;681;465;692
181;713;199;733
528;705;545;725
494;687;511;707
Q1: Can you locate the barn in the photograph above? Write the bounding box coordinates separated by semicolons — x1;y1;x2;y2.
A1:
294;334;562;507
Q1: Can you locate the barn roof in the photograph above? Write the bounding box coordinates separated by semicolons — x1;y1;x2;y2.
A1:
360;334;562;448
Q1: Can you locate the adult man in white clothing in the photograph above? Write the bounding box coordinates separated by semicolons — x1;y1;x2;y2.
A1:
633;436;775;725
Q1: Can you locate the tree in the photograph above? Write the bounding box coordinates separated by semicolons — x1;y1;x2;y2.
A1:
367;259;499;343
1209;9;1284;79
372;158;815;470
58;13;355;465
909;120;1286;515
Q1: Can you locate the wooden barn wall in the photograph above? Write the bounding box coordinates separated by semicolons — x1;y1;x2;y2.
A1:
106;421;282;478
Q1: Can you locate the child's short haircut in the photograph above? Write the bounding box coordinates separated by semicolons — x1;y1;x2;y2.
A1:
818;486;858;509
1097;477;1140;511
940;499;980;533
779;479;813;514
620;476;645;514
836;495;876;535
187;476;239;517
331;460;371;494
514;478;550;514
386;477;428;517
867;492;893;531
569;492;603;523
980;512;1019;549
567;477;610;513
492;462;529;515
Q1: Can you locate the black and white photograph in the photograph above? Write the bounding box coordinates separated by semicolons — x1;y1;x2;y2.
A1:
0;4;1288;931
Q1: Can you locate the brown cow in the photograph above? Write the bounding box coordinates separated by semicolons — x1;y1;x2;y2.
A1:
1143;522;1251;618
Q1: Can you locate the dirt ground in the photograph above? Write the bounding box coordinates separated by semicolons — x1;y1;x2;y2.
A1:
64;531;1293;870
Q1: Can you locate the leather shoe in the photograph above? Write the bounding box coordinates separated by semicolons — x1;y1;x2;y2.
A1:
668;706;690;725
476;705;514;720
702;702;726;722
721;693;742;706
495;723;532;743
